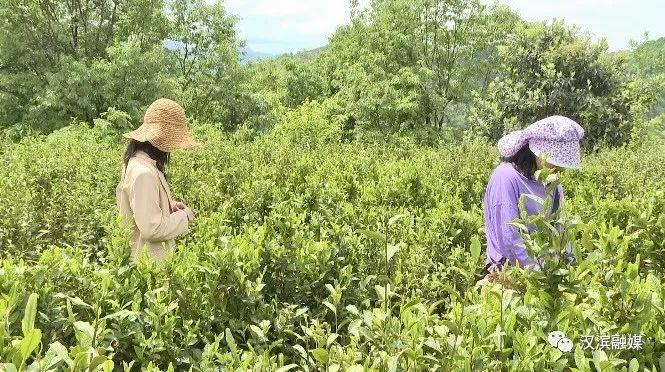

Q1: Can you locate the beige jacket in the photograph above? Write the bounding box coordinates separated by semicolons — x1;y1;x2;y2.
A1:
116;151;189;264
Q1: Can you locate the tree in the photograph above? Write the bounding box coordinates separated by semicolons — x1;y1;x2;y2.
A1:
318;0;519;133
470;21;646;150
629;36;665;118
0;0;250;132
0;0;171;128
167;0;245;127
246;56;326;110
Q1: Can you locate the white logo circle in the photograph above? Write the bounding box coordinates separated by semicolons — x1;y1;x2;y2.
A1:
548;331;565;348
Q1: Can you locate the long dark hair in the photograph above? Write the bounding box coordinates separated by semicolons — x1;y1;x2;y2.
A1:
502;144;537;179
123;140;170;175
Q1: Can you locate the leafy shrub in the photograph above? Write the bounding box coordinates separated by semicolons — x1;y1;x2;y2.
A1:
470;21;647;150
270;101;343;149
1;124;664;369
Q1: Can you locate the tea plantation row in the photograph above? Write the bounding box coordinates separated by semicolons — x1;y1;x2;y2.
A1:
0;123;664;370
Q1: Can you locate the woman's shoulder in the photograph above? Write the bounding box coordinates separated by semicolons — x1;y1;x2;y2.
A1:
485;162;523;199
489;162;522;184
125;156;159;180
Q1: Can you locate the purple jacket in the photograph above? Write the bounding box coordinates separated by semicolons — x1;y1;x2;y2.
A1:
483;162;564;268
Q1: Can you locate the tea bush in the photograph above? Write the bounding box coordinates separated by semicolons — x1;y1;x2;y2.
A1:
1;123;664;370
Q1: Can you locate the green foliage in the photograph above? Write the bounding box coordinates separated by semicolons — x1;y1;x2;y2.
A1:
0;0;257;133
0;123;118;260
471;21;648;149
1;124;664;369
167;0;246;127
27;41;176;131
318;0;519;132
270;101;342;149
1;1;665;370
248;57;326;109
630;37;665;79
0;291;114;370
629;36;665;120
0;0;168;127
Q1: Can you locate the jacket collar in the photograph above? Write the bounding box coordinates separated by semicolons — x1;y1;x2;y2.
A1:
134;150;157;168
132;150;173;201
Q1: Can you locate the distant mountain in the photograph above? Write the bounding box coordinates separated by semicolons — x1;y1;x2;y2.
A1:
164;41;276;63
240;48;277;63
240;46;328;64
289;46;327;61
165;40;321;64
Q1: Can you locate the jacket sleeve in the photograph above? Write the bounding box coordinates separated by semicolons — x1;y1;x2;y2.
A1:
488;202;538;269
129;171;189;242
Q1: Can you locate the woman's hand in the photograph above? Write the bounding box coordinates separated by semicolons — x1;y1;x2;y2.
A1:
172;201;195;222
183;207;195;222
171;201;187;212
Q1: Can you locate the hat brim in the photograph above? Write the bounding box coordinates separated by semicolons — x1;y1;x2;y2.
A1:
498;129;527;158
123;125;203;152
529;141;581;170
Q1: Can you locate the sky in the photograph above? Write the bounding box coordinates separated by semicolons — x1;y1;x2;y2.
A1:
224;0;665;55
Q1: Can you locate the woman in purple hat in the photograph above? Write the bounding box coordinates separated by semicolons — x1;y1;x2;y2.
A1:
482;115;585;273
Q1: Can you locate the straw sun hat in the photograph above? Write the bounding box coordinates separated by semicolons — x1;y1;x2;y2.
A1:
123;98;202;152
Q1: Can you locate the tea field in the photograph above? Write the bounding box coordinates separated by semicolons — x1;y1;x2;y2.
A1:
0;121;664;371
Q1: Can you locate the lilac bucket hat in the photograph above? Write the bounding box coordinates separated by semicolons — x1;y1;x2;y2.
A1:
498;115;585;169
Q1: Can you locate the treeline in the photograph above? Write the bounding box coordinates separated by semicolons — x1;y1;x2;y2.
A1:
0;0;248;132
0;0;664;148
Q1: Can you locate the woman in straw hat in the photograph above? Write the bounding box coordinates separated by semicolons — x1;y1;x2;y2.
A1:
116;98;202;265
481;115;584;275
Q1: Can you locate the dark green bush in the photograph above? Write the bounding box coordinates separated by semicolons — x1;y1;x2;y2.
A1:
470;21;647;150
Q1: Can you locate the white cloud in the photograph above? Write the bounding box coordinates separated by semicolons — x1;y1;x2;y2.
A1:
225;0;351;53
487;0;665;50
229;1;665;53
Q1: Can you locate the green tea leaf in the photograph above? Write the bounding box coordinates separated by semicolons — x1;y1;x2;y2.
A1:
73;321;94;348
573;345;587;369
592;350;609;371
293;345;309;361
56;295;92;309
470;235;481;263
295;307;309;317
21;293;38;336
345;304;359;315
401;298;421;312
628;358;639;372
387;243;400;262
358;229;385;242
326;333;339;348
89;355;109;371
225;328;237;355
18;329;41;363
387;355;398;372
101;360;114;372
374;285;386;301
323;301;337;315
249;325;266;342
388;214;405;226
311;348;329;364
1;364;18;372
48;341;73;368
